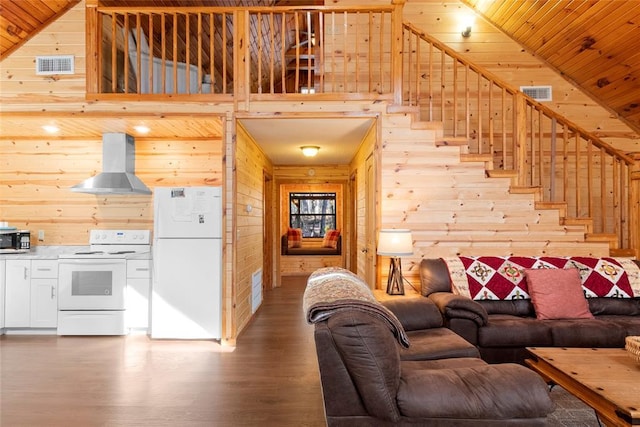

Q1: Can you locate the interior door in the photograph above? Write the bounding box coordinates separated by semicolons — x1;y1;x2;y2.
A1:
364;154;376;287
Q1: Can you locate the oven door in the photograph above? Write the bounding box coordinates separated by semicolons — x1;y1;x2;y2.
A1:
58;258;126;310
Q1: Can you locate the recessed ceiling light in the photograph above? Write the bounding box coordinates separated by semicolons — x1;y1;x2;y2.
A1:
134;125;150;134
42;125;60;133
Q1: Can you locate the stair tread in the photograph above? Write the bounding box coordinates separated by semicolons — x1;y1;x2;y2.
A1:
609;248;637;257
487;169;517;178
435;137;469;147
460;153;493;162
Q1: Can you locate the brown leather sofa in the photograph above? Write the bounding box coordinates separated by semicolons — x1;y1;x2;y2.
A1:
305;267;554;426
420;258;640;364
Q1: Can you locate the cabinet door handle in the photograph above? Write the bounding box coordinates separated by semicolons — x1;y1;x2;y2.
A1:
135;268;150;272
51;286;56;299
24;267;28;280
37;268;52;272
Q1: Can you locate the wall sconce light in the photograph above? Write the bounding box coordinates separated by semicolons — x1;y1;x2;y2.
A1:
460;13;475;38
301;146;320;157
377;229;413;295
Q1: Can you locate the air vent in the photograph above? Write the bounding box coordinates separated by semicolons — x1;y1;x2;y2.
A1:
35;55;74;75
520;85;552;102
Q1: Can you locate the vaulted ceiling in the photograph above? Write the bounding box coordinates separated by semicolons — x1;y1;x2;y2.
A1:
2;0;639;135
461;0;640;135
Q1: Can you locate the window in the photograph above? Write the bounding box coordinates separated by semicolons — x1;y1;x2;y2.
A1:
289;192;336;237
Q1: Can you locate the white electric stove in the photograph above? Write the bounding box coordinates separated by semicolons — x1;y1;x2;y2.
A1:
57;230;151;335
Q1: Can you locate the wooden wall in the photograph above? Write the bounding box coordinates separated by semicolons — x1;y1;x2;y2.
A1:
0;135;222;245
234;123;273;334
0;3;86;101
378;109;610;288
403;0;639;154
349;119;377;280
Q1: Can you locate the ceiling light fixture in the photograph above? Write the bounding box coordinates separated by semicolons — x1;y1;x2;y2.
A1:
42;125;60;133
134;125;150;134
301;146;320;157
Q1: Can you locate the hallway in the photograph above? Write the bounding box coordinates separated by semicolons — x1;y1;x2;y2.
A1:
0;276;326;427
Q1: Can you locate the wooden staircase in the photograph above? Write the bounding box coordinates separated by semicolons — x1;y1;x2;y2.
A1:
403;112;629;257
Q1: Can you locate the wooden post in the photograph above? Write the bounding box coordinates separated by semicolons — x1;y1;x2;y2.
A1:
514;93;528;186
233;10;249;112
630;154;640;259
85;0;99;96
390;0;405;106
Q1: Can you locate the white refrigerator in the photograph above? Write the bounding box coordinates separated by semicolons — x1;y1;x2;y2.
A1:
151;186;222;339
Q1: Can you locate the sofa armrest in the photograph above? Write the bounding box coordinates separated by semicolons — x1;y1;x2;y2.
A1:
428;292;488;326
381;297;443;331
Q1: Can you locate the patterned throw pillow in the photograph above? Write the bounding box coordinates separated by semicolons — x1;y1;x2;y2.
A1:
287;227;302;248
322;229;340;249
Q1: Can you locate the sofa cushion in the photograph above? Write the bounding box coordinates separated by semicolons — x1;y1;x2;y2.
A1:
287;227;302;248
478;315;553;347
381;297;443;331
525;268;594;320
401;328;480;361
548;318;627;347
397;363;553;419
322;229;341;249
588;297;640;316
327;310;401;422
479;299;535;316
591;315;640;336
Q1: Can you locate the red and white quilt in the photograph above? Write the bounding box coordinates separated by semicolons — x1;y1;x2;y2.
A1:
443;256;640;300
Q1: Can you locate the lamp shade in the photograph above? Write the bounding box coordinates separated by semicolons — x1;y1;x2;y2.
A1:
377;229;413;256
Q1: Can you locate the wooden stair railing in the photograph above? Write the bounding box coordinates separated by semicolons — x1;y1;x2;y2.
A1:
401;22;638;257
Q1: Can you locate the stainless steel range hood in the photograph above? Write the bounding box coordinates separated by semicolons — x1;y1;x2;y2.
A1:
71;133;151;195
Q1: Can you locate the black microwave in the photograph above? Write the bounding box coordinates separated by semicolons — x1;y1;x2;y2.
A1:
0;230;31;253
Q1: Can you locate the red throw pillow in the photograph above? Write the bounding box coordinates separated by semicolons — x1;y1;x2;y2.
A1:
287;228;302;248
322;229;340;249
524;268;594;320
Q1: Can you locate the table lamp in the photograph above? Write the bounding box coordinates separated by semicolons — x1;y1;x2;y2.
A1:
377;229;413;295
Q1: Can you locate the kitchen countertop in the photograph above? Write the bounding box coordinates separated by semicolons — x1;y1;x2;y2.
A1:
0;246;152;260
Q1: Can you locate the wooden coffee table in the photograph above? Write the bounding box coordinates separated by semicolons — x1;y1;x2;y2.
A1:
526;347;640;427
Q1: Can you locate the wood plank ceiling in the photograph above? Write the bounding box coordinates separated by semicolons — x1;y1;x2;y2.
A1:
461;0;640;135
0;0;81;59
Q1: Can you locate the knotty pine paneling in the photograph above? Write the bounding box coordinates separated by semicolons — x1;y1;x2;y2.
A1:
403;0;639;154
348;118;376;282
234;124;272;334
378;109;610;288
0;136;222;246
0;3;86;100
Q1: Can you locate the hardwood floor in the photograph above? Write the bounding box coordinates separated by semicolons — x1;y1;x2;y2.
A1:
0;276;326;426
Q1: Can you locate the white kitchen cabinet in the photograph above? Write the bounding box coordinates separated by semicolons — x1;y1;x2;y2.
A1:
126;259;152;331
5;259;58;329
30;260;58;328
5;259;31;327
0;260;5;331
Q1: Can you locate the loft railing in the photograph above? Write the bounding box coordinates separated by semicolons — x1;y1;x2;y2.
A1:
402;22;638;254
86;3;397;100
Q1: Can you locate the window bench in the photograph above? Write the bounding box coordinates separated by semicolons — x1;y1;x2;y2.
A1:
281;234;342;256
